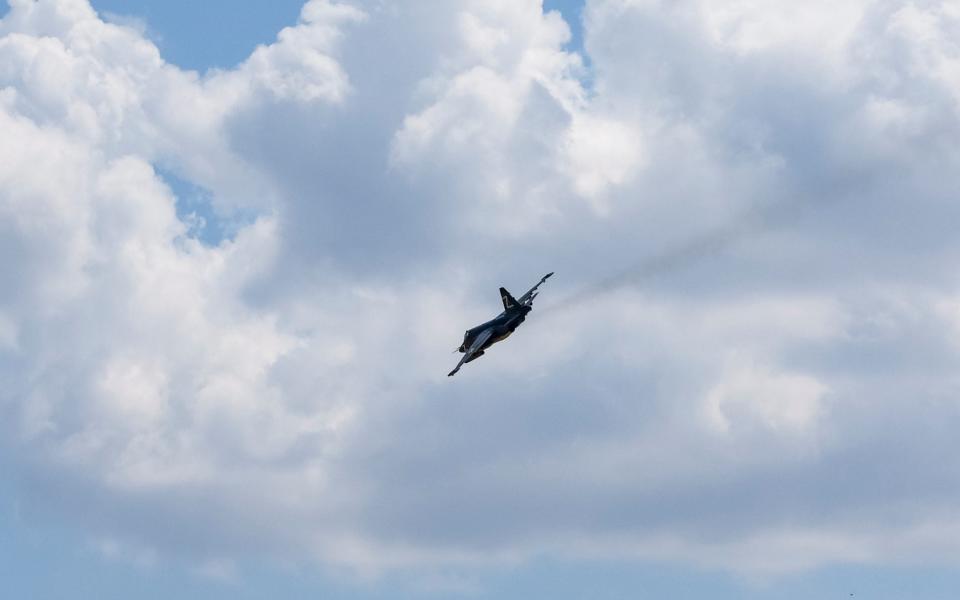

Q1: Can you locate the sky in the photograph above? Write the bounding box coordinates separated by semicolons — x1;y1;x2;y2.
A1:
2;0;960;598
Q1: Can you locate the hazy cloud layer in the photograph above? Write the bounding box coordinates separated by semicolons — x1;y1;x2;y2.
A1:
3;0;960;577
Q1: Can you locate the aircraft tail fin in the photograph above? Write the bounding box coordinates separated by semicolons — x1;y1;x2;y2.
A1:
500;287;519;311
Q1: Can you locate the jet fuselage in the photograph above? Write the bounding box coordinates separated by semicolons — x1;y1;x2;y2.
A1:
458;306;531;354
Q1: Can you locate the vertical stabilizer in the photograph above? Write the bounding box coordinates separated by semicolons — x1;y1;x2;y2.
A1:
500;287;519;311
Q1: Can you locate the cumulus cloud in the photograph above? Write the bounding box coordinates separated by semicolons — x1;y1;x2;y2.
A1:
3;0;960;580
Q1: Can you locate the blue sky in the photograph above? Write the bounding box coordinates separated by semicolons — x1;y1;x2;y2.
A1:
4;1;960;598
90;0;307;71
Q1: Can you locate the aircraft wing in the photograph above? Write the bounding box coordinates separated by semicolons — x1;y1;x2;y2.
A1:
448;328;494;377
516;272;554;306
447;354;469;377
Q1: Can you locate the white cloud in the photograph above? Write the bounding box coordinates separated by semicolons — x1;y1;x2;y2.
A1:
3;0;960;580
703;358;828;435
229;0;364;104
563;114;644;206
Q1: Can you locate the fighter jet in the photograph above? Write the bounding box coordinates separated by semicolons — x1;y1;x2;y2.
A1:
448;272;554;377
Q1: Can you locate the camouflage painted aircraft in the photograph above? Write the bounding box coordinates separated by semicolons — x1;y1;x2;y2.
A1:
448;272;554;377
